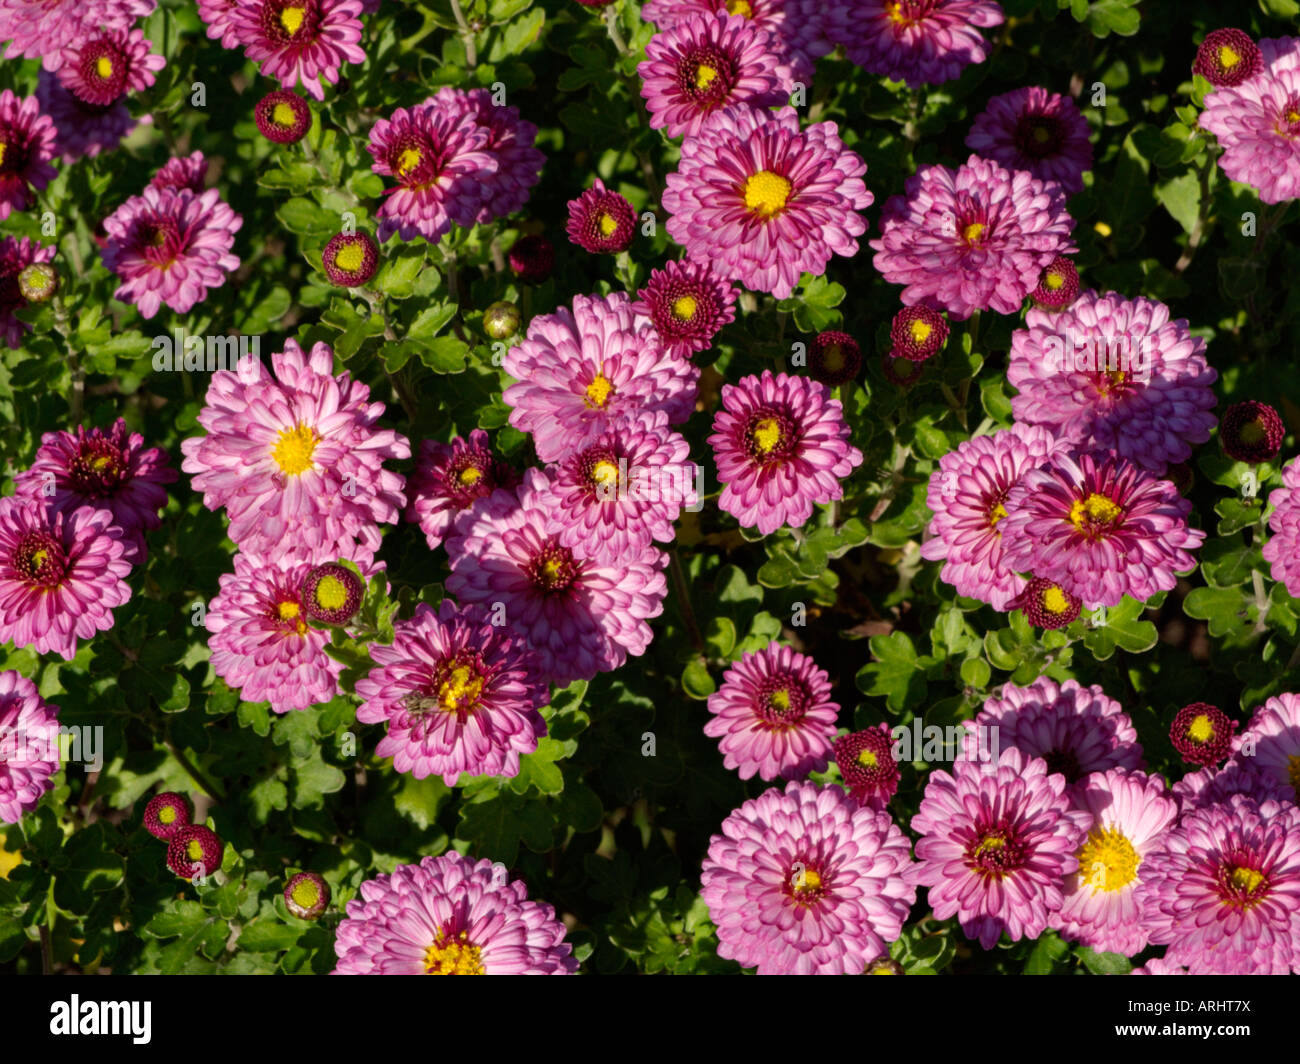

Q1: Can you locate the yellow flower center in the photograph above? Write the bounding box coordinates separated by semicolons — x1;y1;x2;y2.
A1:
458;465;484;486
31;548;48;568
962;221;987;245
313;574;348;612
972;835;1005;859
158;806;177;825
1031;124;1051;144
1238;419;1266;445
280;4;306;36
909;319;932;344
397;147;423;176
793;868;821;893
857;748;878;769
1078;826;1140;893
438;665;484;713
96;56;114;79
1094;221;1113;238
186;839;204;861
1229;866;1264;894
694;63;719;90
271;423;318;476
585;372;613;408
671;294;698;321
598;213;619;237
988;502;1008;529
277;601;301;621
291;878;321;909
743;170;792;218
1044;271;1065;291
887;1;912;24
1219;45;1241;69
1288;109;1300;124
1042;586;1070;614
769;687;791;712
821;344;844;373
334;241;365;272
1187;713;1215;744
0;142;6;167
424;931;485;975
90;454;114;471
750;417;782;453
591;460;619;487
271;101;297;127
726;0;752;15
1068;492;1122;531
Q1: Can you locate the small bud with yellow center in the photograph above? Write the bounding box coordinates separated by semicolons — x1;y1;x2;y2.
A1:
143;791;193;841
300;562;364;625
483;301;521;340
17;263;58;304
285;871;331;920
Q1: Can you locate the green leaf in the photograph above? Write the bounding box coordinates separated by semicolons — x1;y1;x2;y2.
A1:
417;335;470;374
1183;586;1250;638
1155;171;1201;234
681;659;715;700
237;919;304;953
277;197;339;237
1077;947;1133;975
1023;930;1069;974
856;632;929;714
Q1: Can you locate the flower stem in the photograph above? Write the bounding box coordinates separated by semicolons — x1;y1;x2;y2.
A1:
603;5;629;56
450;0;478;68
164;738;224;803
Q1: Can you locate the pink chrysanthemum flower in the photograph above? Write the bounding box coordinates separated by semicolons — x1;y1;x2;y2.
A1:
333;852;577;974
101;185;242;319
14;418;176;563
539;410;694;564
406;429;518;551
911;747;1089;949
1231;693;1300;804
1051;768;1178;957
0;497;131;661
354;600;548;786
1000;451;1204;609
1132;957;1189;975
1220;400;1285;464
1194;29;1263;88
872;154;1075;320
834;723;900;810
965;677;1145;786
1200;38;1300;205
965;87;1093;197
702;643;839;781
56;28;166;106
709;370;862;535
1172;760;1294;814
920;423;1065;610
0;671;60;824
663;106;871;300
206;549;360;714
1029;254;1079;309
638;12;791;140
701;781;916;975
1137;794;1300;975
0;236;56;350
196;0;242;47
229;0;366;101
181;339;408;562
641;0;832;87
36;69;140;163
0;89;57;222
1007;292;1217;475
565;178;636;254
502;292;698;464
1263;458;1300;597
368;102;497;244
150;150;207;193
634;258;737;358
427;87;544;225
445;469;667;688
1169;703;1236;767
0;0;155;69
826;0;1005;88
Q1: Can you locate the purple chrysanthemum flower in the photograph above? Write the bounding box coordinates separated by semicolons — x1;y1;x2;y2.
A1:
333;852;577;974
0;671;60;824
35;69;140;163
1263;458;1300;597
701;781;916;975
445;469;667;688
0;0;155;69
1051;768;1178;957
406;429;519;551
354;600;548;786
965;677;1145;786
538;410;695;564
833;724;901;810
911;747;1090;949
825;0;1005;88
1200;38;1300;205
871;153;1075;320
0;497;131;661
502;292;698;464
965;87;1093;197
1172;759;1294;814
181;339;408;563
1220;400;1285;464
229;0;366;101
565;178;636;254
0;89;57;223
150;150;207;193
1193;28;1263;89
920;423;1066;610
0;236;56;350
1000;451;1205;609
1029;254;1079;309
100;185;242;319
206;549;358;714
1137;794;1300;975
641;0;832;87
633;258;737;358
663;106;871;300
709;370;862;535
14;418;176;564
368;102;497;244
702;643;839;781
1231;693;1300;804
56;28;165;106
638;12;791;140
427;87;544;225
1007;292;1217;475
